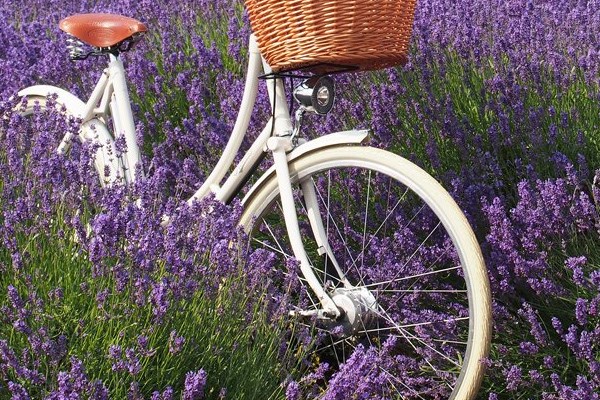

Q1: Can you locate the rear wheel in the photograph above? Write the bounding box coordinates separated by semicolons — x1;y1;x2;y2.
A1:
15;94;123;186
241;145;492;399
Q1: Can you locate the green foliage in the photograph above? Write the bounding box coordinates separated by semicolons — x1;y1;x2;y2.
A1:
0;212;299;398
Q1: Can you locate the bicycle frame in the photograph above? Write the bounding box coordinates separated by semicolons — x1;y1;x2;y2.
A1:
76;34;345;317
82;36;286;199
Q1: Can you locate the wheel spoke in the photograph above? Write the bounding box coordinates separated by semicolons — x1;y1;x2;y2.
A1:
363;265;461;289
313;177;368;286
378;366;429;400
376;306;463;370
376;289;467;294
360;169;372;271
348;195;420;273
358;316;469;334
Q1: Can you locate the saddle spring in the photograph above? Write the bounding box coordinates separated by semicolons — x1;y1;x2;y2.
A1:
65;32;145;61
66;35;95;61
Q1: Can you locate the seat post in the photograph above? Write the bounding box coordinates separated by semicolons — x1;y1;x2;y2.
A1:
106;52;143;183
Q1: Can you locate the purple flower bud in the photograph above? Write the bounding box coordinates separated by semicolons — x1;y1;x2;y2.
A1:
183;369;207;400
168;330;185;354
505;365;522;391
575;298;588;325
7;381;30;399
285;381;301;400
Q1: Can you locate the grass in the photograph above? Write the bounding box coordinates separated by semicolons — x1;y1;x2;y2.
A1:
0;200;304;398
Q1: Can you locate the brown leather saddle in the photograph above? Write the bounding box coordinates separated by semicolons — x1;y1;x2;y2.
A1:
59;13;147;49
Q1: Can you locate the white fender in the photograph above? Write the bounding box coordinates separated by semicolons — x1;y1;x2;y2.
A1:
241;129;369;206
15;85;124;186
18;85;86;117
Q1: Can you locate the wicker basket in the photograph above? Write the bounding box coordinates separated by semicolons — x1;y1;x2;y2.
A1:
244;0;418;74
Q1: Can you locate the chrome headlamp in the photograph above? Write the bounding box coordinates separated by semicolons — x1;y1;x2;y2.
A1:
293;76;335;115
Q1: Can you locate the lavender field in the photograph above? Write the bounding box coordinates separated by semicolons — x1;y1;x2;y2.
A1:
1;0;600;399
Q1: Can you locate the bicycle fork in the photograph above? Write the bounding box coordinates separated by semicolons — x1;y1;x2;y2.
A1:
267;135;350;320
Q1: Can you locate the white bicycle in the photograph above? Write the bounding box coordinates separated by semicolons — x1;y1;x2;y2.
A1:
15;13;492;399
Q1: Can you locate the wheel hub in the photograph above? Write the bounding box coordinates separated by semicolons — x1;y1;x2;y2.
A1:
330;287;378;336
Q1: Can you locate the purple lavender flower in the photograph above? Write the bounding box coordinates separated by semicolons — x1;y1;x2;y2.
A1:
7;381;30;399
575;298;588;325
168;330;185;354
45;357;109;400
285;380;301;400
505;365;522;391
566;256;588;287
182;369;207;400
161;387;174;400
150;279;170;320
125;348;142;376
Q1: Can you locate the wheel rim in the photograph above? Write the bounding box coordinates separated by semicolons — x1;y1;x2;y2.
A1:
243;148;490;399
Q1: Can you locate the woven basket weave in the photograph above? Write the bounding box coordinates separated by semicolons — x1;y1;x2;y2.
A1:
245;0;418;74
